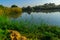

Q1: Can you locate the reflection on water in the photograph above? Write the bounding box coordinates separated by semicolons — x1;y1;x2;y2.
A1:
9;12;60;26
24;10;60;14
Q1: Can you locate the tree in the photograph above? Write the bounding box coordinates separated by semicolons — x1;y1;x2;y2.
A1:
0;5;4;8
11;5;18;8
48;3;55;6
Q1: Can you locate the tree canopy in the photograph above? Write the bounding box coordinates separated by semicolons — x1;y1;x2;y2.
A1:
11;5;18;8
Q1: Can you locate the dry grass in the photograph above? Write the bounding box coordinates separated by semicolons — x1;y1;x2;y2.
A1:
8;30;27;40
0;9;4;15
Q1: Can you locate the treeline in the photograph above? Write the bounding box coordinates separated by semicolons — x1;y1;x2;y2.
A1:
1;3;60;13
22;3;60;12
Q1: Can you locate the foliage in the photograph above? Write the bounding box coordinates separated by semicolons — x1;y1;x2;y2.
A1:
0;5;22;18
0;15;60;40
11;5;18;8
6;7;22;18
22;3;60;12
0;4;60;40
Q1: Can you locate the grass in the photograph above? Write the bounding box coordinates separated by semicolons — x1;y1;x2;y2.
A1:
0;15;60;40
0;6;60;40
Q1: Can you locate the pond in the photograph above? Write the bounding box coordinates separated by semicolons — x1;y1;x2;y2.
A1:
10;12;60;26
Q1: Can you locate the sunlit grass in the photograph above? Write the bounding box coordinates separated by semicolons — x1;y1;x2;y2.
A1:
0;15;60;40
0;6;60;40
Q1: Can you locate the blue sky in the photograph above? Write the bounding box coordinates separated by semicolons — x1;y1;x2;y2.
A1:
0;0;60;7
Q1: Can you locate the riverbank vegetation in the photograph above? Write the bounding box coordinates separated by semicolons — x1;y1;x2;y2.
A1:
0;5;22;16
22;3;60;12
0;3;60;40
0;16;60;40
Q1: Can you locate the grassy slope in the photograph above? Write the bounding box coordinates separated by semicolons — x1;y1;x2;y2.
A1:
0;16;60;40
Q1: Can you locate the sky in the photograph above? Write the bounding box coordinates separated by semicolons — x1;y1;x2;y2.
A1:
0;0;60;7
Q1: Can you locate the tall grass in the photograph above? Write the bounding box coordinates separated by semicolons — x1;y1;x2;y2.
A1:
0;15;60;40
0;7;60;40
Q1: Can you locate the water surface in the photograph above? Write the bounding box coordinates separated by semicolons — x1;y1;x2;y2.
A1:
11;12;60;26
